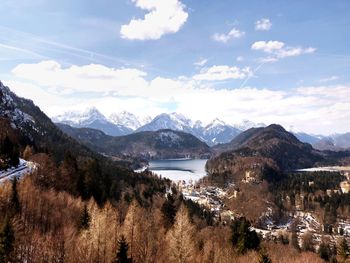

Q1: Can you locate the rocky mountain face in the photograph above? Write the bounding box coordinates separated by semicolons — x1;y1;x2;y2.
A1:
57;123;211;160
52;108;132;136
109;111;149;130
0;81;37;138
136;113;243;146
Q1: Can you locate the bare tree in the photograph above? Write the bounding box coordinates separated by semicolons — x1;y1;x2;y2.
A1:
166;205;196;263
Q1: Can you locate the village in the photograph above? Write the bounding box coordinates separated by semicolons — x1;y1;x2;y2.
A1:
176;169;350;248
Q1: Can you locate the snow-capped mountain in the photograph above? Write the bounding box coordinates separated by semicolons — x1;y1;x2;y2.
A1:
234;120;266;131
53;107;108;127
52;107;132;136
137;114;242;146
201;118;241;146
109;111;143;130
52;108;270;146
136;113;194;133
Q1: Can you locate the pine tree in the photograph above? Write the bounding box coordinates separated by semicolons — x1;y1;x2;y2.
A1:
337;238;348;261
0;136;19;169
257;248;272;263
161;195;177;229
0;217;15;262
9;176;20;216
115;235;132;263
231;217;260;254
79;204;91;230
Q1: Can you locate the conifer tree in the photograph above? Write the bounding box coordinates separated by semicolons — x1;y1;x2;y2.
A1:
115;235;132;263
0;217;15;262
79;204;91;230
161;195;177;229
231;217;260;254
0;136;19;169
9;176;20;216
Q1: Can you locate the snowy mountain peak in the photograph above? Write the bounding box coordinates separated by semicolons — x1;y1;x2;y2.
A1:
109;111;142;130
52;107;107;126
234;119;266;131
207;118;226;128
138;112;194;132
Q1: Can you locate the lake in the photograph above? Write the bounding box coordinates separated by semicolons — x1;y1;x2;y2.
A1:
148;159;208;183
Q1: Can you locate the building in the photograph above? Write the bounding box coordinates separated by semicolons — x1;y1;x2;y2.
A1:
340;181;350;194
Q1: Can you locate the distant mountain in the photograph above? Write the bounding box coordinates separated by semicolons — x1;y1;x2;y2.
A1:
210;124;325;172
294;132;322;145
332;133;350;149
233;120;266;131
52;108;132;136
52;110;274;146
57;123;211;160
201;118;241;146
109;111;150;130
137;113;194;133
136;113;243;146
313;133;350;151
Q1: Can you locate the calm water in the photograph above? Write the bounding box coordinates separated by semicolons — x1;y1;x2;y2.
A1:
148;159;208;183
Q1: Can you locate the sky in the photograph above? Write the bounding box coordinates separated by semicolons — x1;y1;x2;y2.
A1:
0;0;349;134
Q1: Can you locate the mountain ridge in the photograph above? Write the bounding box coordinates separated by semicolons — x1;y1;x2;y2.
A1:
57;123;211;161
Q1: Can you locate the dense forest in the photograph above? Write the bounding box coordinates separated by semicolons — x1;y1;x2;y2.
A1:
0;129;333;262
273;171;350;230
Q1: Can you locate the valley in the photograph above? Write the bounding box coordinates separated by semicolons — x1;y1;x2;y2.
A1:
1;1;349;262
1;82;350;262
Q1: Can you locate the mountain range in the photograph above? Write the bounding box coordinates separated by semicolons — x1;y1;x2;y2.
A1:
52;109;265;146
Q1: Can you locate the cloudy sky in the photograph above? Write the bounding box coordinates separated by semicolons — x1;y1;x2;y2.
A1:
0;0;349;134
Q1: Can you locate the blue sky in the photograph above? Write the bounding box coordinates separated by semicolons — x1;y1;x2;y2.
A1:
0;0;349;134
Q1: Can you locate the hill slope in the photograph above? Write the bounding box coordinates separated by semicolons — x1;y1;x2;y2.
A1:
0;80;169;203
57;123;211;160
209;124;325;174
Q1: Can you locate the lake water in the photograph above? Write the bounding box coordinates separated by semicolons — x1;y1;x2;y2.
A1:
148;159;208;183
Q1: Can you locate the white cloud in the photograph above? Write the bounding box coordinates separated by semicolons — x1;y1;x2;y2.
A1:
252;40;316;61
12;60;149;96
255;18;272;31
319;75;339;83
7;60;350;134
252;41;285;53
193;65;252;81
120;0;188;40
193;58;208;67
212;27;245;43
